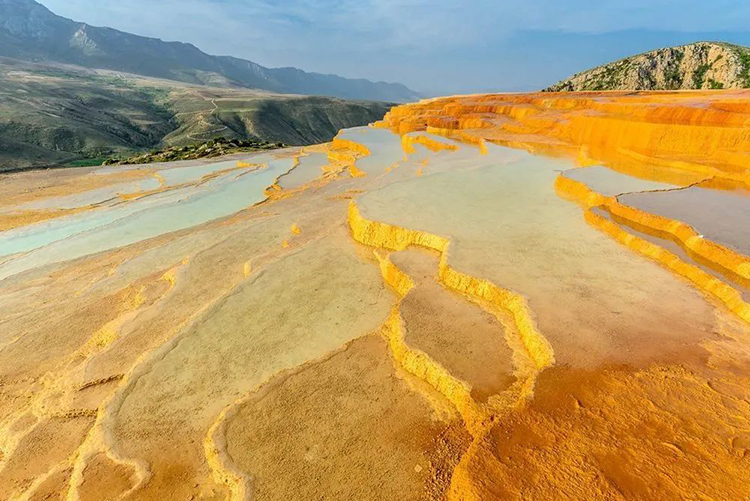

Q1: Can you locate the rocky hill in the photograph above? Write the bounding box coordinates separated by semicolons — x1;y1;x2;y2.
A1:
545;42;750;91
0;0;419;102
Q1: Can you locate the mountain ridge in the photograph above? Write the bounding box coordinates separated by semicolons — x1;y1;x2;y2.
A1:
0;0;420;102
545;41;750;91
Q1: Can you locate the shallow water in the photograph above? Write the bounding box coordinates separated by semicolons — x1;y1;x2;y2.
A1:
357;142;718;368
619;186;750;255
392;248;516;401
0;183;205;256
278;152;328;189
8;178;162;212
562;165;679;196
337;126;405;176
155;156;271;186
111;233;393;498
0;158;294;280
591;206;750;302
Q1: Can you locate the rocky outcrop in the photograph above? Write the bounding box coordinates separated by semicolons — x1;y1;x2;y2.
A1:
545;42;750;91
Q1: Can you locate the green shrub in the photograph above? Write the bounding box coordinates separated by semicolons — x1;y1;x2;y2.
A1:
693;64;710;88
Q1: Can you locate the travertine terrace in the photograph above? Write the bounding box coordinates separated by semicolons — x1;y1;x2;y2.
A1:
0;90;749;500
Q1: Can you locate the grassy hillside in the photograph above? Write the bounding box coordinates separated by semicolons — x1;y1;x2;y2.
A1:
0;58;392;172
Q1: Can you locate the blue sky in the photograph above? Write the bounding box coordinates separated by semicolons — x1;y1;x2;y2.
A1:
38;0;750;95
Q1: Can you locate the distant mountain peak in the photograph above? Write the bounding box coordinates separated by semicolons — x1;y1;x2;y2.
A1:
545;41;750;92
0;0;420;102
0;0;63;39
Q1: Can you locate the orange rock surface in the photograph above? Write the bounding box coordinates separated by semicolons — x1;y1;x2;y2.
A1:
0;91;749;501
379;91;750;187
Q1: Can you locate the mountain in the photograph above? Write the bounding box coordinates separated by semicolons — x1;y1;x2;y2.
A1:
0;0;420;102
544;41;750;91
0;58;392;172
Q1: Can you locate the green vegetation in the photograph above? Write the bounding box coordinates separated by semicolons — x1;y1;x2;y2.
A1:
692;52;728;89
693;64;710;88
583;61;629;91
664;50;685;89
642;66;657;89
64;157;109;167
104;137;285;166
737;49;750;88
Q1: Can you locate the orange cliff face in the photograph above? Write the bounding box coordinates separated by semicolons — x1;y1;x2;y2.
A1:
377;90;750;188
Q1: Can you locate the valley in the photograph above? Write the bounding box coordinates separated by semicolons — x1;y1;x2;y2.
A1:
0;58;392;172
